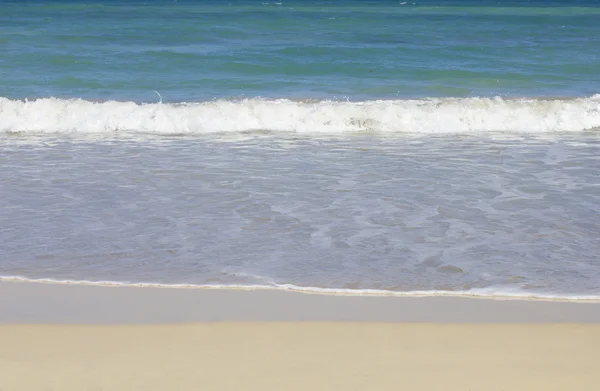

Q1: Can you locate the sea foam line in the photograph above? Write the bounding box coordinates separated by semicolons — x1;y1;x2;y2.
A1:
1;95;599;134
2;275;599;303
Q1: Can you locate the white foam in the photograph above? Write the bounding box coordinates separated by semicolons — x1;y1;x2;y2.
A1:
1;95;599;135
2;275;599;303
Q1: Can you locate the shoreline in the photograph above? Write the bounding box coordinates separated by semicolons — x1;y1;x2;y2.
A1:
2;280;600;324
2;276;599;303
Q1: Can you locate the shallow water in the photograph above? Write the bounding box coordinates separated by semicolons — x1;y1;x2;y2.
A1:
2;133;599;298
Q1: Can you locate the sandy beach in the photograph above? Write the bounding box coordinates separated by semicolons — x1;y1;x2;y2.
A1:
2;323;599;391
1;282;600;390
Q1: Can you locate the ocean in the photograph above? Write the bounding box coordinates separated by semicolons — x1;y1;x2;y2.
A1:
1;0;599;300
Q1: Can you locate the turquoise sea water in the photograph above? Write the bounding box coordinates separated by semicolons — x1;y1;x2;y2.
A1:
1;0;599;299
2;0;600;102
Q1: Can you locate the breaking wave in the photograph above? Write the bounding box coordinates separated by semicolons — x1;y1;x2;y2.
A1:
1;95;599;135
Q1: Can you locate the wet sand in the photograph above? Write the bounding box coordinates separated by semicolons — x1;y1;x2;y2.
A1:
2;280;600;323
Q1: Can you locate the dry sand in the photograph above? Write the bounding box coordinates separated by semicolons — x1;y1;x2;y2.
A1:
1;323;599;391
1;282;600;391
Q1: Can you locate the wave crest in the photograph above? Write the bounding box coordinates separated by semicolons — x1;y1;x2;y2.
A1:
1;95;599;135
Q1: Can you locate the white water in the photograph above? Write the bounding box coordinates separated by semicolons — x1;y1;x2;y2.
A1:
1;95;600;134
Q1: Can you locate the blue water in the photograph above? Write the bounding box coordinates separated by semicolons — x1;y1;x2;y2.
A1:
2;0;600;102
1;0;599;299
